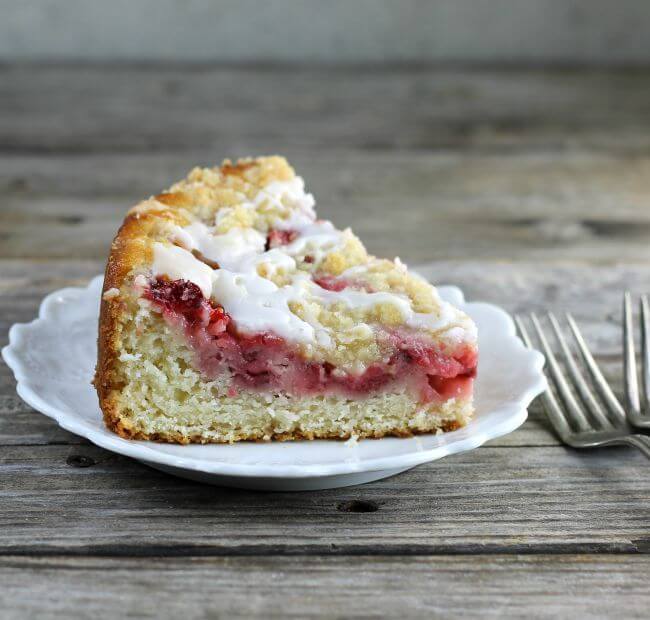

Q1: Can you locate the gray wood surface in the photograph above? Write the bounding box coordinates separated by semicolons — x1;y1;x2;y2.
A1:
1;65;649;618
4;150;650;264
4;1;650;65
2;555;650;620
2;443;649;555
3;66;650;153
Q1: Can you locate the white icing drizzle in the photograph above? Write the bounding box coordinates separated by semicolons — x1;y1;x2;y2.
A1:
257;177;316;230
151;243;213;299
172;221;267;270
282;221;345;262
213;176;316;232
210;270;320;344
149;177;470;346
315;286;412;317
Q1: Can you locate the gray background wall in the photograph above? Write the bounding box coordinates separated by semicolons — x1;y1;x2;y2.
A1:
2;0;650;65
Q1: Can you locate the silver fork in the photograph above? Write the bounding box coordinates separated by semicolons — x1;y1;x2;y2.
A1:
623;292;650;429
515;313;650;459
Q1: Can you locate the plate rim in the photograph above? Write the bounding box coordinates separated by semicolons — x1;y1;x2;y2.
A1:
2;275;546;479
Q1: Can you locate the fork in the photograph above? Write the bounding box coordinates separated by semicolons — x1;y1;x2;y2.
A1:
515;313;650;459
623;292;650;429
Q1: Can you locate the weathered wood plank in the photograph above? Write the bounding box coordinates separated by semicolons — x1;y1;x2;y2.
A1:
3;150;650;263
1;443;648;555
2;66;650;153
2;555;649;620
5;0;650;66
2;63;650;615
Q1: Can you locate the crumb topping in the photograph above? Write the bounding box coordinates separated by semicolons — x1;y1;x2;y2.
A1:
141;156;476;371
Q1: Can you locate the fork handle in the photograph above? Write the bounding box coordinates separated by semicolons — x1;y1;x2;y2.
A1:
619;435;650;460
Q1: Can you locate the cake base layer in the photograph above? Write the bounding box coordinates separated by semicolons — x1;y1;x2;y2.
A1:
104;309;472;444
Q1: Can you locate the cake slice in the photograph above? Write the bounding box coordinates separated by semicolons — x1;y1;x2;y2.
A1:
94;156;477;443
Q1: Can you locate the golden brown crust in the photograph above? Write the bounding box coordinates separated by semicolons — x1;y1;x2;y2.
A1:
101;417;463;444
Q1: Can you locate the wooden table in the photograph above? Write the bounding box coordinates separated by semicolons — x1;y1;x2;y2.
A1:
2;65;650;618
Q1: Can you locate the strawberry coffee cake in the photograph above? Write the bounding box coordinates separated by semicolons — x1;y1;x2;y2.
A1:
94;156;477;443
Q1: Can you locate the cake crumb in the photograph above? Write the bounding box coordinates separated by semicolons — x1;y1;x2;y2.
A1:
103;287;120;300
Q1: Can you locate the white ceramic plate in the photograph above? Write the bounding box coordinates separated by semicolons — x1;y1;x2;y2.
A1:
3;275;545;491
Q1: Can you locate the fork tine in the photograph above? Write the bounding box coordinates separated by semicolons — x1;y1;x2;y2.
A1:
547;313;612;429
514;314;533;349
641;295;650;413
566;313;627;423
514;315;573;440
530;314;591;432
623;292;641;416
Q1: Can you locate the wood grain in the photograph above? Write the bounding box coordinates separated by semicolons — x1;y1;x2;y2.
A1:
1;444;649;556
3;150;650;263
2;64;650;617
2;555;650;620
3;66;650;153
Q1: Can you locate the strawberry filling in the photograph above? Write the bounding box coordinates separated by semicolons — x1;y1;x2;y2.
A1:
314;275;372;292
266;229;315;264
313;275;352;292
145;278;476;402
266;229;298;250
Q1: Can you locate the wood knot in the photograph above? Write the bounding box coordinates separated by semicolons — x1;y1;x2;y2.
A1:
8;177;28;192
337;500;378;513
57;215;85;225
66;454;96;468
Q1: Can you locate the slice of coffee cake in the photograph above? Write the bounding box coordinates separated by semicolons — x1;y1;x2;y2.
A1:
94;156;477;443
